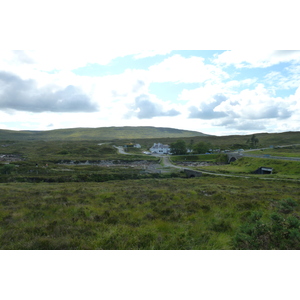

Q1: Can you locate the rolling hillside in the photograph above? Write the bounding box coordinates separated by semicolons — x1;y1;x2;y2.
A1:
0;126;209;141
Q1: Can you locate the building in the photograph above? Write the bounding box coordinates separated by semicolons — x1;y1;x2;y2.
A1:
124;143;134;148
149;143;170;154
253;167;273;174
124;143;141;148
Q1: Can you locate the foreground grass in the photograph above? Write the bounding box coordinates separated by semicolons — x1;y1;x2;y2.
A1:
1;176;299;249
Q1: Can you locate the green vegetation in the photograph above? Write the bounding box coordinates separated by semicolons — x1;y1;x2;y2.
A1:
170;140;187;155
0;141;158;163
0;126;208;141
193;141;212;154
249;145;300;158
246;134;259;148
192;157;300;179
118;131;300;153
234;199;300;250
171;154;224;163
1;131;300;249
0;177;299;249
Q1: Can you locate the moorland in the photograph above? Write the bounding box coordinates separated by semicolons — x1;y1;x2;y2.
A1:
1;127;300;250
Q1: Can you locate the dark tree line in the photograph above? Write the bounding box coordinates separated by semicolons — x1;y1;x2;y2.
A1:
247;134;259;148
170;140;212;155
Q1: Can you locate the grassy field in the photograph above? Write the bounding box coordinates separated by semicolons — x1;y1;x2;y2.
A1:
1;177;299;250
0;141;158;163
171;154;219;162
248;145;300;158
189;157;300;179
170;147;300;179
1;137;300;249
0;142;170;184
1;127;300;150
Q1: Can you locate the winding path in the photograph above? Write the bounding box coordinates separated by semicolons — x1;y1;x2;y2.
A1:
113;146;135;155
163;155;300;182
109;144;300;182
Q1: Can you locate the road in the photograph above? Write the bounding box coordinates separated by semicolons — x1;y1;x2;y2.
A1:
113;146;135;155
108;144;300;181
242;153;300;161
163;156;249;178
162;155;300;182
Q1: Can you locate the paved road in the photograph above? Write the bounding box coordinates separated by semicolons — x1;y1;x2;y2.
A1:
242;153;300;161
228;144;300;162
163;156;300;182
110;144;300;181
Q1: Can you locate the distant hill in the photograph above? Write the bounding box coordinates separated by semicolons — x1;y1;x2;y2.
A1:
0;126;209;141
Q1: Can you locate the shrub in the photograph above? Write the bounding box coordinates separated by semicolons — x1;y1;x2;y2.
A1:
277;198;297;214
0;164;15;175
233;200;300;249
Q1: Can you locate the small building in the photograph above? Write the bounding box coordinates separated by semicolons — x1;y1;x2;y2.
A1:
124;143;134;148
150;143;170;154
253;167;273;174
124;143;141;148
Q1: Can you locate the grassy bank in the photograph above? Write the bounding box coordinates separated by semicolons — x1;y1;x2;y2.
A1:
192;157;300;179
171;154;220;162
0;141;159;162
248;145;300;158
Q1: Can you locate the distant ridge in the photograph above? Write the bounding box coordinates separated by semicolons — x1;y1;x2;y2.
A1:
0;126;209;141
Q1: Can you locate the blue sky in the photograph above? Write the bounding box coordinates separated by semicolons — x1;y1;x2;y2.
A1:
1;49;300;136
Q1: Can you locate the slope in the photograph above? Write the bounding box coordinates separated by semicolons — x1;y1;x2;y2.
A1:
0;126;209;141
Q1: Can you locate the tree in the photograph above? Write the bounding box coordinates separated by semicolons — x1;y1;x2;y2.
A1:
247;134;259;148
189;139;194;151
193;141;211;154
170;140;187;155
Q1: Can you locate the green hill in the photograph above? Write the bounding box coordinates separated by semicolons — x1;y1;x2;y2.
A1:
0;126;209;141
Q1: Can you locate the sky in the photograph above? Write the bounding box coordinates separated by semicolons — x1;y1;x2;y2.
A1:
1;1;299;137
1;1;299;296
1;49;300;136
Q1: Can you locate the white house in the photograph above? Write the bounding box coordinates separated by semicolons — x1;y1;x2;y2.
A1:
134;144;141;148
149;143;170;154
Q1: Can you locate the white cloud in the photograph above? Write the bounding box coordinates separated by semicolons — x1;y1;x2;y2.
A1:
125;94;181;119
1;49;300;136
214;50;300;68
133;50;172;59
263;65;300;90
0;50;169;75
175;82;300;134
217;84;293;120
148;54;229;83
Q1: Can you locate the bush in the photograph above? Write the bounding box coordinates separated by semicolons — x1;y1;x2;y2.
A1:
233;199;300;249
215;154;228;164
0;164;15;175
277;198;297;214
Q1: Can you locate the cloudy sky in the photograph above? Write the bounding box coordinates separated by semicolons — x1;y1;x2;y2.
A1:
1;49;300;135
1;0;299;136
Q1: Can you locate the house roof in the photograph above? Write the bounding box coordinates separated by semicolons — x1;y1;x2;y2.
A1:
150;143;170;149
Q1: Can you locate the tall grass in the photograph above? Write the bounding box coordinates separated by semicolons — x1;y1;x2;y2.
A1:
0;177;299;249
